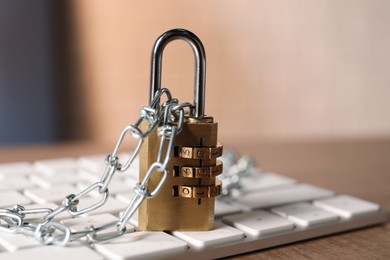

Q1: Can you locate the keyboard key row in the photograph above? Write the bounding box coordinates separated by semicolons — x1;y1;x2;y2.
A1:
271;202;339;226
1;185;378;223
313;195;380;218
33;158;78;175
235;183;334;210
0;193;383;259
238;171;296;193
34;154;138;178
24;184;79;204
223;210;295;237
30;171;80;188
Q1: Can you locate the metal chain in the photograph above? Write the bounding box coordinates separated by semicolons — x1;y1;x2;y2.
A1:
217;149;256;198
0;88;193;246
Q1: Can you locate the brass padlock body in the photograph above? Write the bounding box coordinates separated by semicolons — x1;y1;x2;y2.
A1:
138;117;219;231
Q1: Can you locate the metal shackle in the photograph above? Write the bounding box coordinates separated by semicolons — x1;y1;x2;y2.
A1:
149;28;206;118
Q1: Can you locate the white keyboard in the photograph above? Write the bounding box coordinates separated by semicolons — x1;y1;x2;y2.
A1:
0;155;387;259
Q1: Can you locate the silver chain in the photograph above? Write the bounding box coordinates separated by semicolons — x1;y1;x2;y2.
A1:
218;149;256;198
0;88;193;246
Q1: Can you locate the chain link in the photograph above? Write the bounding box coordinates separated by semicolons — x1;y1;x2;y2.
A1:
0;88;189;246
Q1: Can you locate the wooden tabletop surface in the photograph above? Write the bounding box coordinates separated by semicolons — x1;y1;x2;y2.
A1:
0;138;389;259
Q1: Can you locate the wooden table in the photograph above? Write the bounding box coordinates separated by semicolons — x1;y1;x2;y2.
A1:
0;138;389;259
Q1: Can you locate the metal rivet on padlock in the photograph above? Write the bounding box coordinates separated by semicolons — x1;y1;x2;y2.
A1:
138;29;223;231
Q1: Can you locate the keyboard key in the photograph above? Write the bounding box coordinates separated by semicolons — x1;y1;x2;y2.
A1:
0;232;41;251
94;231;188;259
33;158;78;175
313;195;380;218
215;199;242;218
271;202;339;227
0;245;104;260
235;183;334;210
240;172;296;193
172;220;244;248
24;184;78;204
78;154;107;172
0;191;31;207
222;210;295;237
0;162;33;177
30;171;80;188
0;176;35;191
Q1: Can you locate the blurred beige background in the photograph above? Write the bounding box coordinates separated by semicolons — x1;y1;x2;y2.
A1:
70;0;390;145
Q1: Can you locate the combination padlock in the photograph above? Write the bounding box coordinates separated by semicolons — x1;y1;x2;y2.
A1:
138;29;223;231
